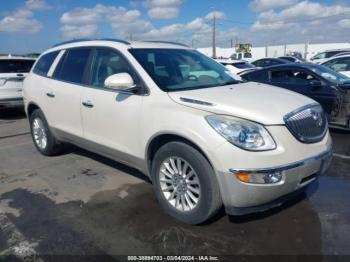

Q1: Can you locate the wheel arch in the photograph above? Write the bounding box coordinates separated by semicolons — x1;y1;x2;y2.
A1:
146;132;215;178
27;102;41;118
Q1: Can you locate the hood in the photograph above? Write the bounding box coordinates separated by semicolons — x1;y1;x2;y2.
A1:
168;82;316;125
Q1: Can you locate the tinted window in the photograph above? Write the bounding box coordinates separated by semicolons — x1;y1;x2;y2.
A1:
54;48;91;84
0;59;35;73
325;51;343;58
130;49;238;92
90;48;136;88
270;69;317;85
242;70;268;82
33;51;59;76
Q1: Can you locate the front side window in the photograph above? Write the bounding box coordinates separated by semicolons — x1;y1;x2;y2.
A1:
325;51;342;58
270;69;317;85
33;51;59;76
323;57;350;72
243;70;268;82
53;48;91;84
129;49;238;92
0;59;35;73
90;48;135;88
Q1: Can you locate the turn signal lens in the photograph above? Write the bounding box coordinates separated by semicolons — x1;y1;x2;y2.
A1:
235;172;250;183
235;171;282;184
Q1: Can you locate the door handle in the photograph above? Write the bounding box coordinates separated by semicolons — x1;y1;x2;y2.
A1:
82;100;94;108
46;92;55;98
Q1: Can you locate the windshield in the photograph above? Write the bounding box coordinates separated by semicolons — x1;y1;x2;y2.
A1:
312;52;325;60
0;59;35;73
129;48;238;92
311;64;350;84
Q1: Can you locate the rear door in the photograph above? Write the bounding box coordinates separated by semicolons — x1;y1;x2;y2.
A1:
47;47;92;137
0;59;35;101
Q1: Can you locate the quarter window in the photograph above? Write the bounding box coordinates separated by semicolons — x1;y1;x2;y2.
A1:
54;48;91;84
33;51;59;76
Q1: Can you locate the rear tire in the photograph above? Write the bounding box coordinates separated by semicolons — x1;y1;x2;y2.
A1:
29;109;63;156
151;141;222;224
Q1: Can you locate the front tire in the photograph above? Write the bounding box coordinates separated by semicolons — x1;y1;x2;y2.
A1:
151;141;222;224
29;109;63;156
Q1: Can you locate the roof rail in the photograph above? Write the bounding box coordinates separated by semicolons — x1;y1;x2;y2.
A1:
143;41;189;47
52;38;130;47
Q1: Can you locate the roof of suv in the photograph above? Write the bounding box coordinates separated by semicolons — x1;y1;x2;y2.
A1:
50;38;190;51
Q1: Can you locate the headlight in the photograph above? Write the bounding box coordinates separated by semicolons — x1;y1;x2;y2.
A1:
206;115;276;151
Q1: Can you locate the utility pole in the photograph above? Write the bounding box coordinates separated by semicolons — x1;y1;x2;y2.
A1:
230;39;233;48
212;14;216;58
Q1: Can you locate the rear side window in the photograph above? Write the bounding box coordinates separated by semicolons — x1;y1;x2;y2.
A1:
54;48;91;84
33;51;59;76
0;59;35;73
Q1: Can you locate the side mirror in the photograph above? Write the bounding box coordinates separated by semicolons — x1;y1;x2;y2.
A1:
309;80;323;89
104;73;136;91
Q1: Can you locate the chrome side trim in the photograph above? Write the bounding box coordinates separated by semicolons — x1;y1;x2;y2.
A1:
179;97;215;106
229;147;333;174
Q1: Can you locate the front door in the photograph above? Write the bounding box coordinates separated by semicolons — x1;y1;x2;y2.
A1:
81;47;144;166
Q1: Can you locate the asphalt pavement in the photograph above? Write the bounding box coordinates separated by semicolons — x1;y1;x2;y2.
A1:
0;109;349;261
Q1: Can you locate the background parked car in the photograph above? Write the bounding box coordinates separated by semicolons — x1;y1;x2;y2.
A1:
240;63;350;129
321;55;350;78
0;55;35;109
278;56;306;63
251;58;291;68
309;49;350;64
215;59;258;77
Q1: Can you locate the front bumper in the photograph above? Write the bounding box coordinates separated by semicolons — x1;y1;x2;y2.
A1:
0;98;24;108
219;147;333;216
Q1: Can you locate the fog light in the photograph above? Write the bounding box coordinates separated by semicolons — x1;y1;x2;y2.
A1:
235;171;282;184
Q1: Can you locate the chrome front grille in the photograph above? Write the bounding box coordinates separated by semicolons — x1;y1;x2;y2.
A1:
284;104;328;143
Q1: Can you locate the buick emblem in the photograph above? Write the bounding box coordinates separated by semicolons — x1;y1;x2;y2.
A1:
311;110;323;128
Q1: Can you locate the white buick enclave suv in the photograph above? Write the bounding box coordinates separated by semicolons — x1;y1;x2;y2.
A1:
23;39;332;224
0;56;35;109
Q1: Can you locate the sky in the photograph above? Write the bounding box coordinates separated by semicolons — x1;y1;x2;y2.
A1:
0;0;350;54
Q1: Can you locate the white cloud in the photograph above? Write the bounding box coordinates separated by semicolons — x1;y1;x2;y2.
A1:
0;8;42;33
248;1;350;45
144;0;184;19
205;11;225;20
25;0;52;10
338;19;350;29
249;0;297;12
59;4;153;39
